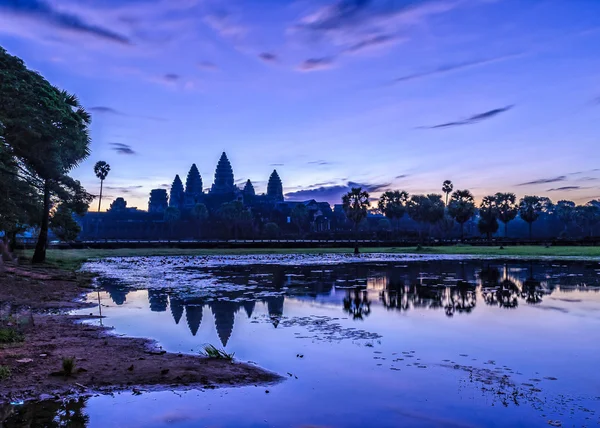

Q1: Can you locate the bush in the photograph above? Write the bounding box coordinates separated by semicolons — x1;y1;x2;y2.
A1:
0;327;24;344
0;366;11;380
62;357;76;376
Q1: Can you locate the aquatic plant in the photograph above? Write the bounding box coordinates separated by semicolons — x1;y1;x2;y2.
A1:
0;365;11;380
200;344;234;361
62;357;76;376
0;327;24;344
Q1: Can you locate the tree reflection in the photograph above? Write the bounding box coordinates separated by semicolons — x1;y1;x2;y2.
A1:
446;281;477;316
2;397;89;427
343;289;371;320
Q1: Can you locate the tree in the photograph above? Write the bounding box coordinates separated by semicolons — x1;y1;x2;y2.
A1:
442;180;453;207
574;203;600;237
447;189;476;241
218;200;251;239
291;204;309;236
0;47;92;263
495;192;518;238
518;196;543;239
164;206;180;238
378;190;409;232
407;194;444;242
425;194;445;233
342;187;370;254
191;203;208;239
478;195;499;241
555;200;575;235
94;161;110;212
263;222;280;239
49;203;81;241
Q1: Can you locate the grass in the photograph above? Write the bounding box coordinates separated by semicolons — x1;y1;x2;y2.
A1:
18;245;600;272
62;357;76;376
0;366;11;380
200;344;235;360
0;327;24;344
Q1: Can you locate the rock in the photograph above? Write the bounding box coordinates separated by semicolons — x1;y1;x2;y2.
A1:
16;358;34;363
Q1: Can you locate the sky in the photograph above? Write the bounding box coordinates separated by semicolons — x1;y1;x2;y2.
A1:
1;0;599;209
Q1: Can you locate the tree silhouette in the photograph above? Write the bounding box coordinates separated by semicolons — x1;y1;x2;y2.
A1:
164;206;180;238
378;190;409;233
94;161;110;212
442;180;453;207
407;194;444;242
555;200;575;235
478;195;499;241
495;192;518;238
191;203;208;239
574;203;600;237
448;189;476;241
518;195;543;239
291;203;309;236
342;187;370;254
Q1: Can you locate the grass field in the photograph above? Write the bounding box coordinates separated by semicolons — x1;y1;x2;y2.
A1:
19;245;600;271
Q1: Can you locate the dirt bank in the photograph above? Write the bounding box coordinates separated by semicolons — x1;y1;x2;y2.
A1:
0;265;281;403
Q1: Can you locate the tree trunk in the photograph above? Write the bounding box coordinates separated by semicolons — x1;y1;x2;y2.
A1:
504;222;508;238
460;222;464;242
32;179;50;264
98;179;103;212
528;222;532;240
354;223;359;255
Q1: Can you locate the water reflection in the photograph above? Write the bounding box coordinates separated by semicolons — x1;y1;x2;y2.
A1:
2;397;89;427
96;260;600;346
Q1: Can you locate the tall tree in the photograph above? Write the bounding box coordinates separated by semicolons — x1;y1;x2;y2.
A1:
49;203;81;242
442;180;453;207
94;161;110;212
555;200;575;234
495;192;518;238
407;194;444;242
574;203;600;237
447;189;476;241
342;187;370;254
291;203;309;236
478;195;499;241
191;203;208;239
164;206;180;238
425;194;445;233
518;195;543;239
1;47;92;263
378;190;409;232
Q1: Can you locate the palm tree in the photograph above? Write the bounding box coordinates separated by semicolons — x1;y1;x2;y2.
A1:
442;180;453;207
518;195;543;239
447;189;476;241
378;190;409;233
94;161;111;212
406;194;444;243
495;192;517;238
342;187;370;254
478;195;499;241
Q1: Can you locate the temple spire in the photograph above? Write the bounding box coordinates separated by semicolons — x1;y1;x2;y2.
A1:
169;175;184;209
211;152;235;194
267;169;283;202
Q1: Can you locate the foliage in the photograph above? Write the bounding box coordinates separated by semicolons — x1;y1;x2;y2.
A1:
342;187;370;253
0;47;92;263
191;203;209;221
0;366;11;380
495;192;518;237
49;203;81;241
478;195;499;239
62;357;76;376
447;190;476;240
263;222;280;238
378;190;409;227
442;180;453;206
164;206;181;223
574;203;600;236
406;194;445;239
0;327;24;344
291;204;309;235
555;200;575;230
94;161;110;212
200;344;234;360
518;195;543;239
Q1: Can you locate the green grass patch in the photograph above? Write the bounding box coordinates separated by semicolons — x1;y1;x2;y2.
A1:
200;344;234;360
0;366;11;380
19;245;600;272
0;327;24;344
62;357;76;376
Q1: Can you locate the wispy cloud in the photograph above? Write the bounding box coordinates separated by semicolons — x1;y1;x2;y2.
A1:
422;105;514;129
308;160;333;166
394;54;523;83
258;52;277;62
345;33;399;54
110;143;137;155
90;106;166;122
518;176;566;186
395;174;409;179
105;185;143;194
0;0;131;45
297;57;335;72
198;61;218;71
547;186;585;192
286;180;390;203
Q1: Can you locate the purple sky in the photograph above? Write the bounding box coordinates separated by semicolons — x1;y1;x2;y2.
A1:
1;0;599;209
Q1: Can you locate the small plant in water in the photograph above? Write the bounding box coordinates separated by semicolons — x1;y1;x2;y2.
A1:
0;365;11;380
62;357;76;376
200;344;234;361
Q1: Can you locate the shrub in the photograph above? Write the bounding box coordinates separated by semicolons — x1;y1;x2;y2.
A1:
62;357;76;376
200;344;234;360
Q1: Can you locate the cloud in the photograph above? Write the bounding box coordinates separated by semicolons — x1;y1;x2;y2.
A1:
163;73;180;82
0;0;131;44
198;61;218;71
547;186;582;192
258;52;277;62
270;163;284;166
90;106;126;116
308;160;333;166
517;176;566;186
297;57;335;71
394;54;523;83
422;105;514;129
285;180;390;203
395;174;409;179
345;33;399;54
105;185;143;194
203;9;247;40
110;143;137;155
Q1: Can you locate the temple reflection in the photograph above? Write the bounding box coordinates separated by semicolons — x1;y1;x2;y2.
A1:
98;260;600;347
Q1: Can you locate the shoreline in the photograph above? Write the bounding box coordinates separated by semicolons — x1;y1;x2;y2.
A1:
0;265;281;403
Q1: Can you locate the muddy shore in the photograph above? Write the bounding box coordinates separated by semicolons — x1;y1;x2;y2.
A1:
0;264;281;403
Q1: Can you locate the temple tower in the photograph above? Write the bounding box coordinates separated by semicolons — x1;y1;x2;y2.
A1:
184;164;203;209
169;175;184;209
267;170;284;202
243;179;255;204
148;189;168;213
210;152;235;194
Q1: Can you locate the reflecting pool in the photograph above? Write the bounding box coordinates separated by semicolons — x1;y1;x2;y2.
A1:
4;255;600;427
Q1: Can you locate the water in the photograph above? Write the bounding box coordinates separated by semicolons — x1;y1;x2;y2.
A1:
5;255;600;427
